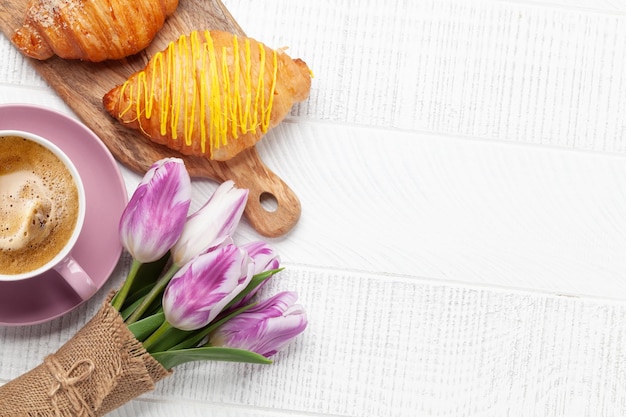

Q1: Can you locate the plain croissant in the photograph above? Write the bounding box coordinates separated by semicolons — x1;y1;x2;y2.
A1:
103;30;312;161
12;0;179;62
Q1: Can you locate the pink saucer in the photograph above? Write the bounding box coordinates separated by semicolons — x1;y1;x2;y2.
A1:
0;104;127;326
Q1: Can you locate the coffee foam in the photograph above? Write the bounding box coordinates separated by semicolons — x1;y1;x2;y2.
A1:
0;136;80;275
0;171;54;250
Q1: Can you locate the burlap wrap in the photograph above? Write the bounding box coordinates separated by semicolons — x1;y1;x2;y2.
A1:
0;294;172;416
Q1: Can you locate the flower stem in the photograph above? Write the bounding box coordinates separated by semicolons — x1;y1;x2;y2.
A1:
111;259;142;311
125;263;179;325
142;320;173;352
170;302;257;351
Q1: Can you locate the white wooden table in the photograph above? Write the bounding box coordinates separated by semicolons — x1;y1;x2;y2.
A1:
2;0;626;415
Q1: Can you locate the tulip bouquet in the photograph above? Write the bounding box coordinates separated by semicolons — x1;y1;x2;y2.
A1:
0;158;307;417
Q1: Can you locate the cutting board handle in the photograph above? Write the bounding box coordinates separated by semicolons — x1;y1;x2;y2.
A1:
212;147;301;238
0;0;303;237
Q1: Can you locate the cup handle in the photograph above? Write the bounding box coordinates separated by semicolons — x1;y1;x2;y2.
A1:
54;255;98;300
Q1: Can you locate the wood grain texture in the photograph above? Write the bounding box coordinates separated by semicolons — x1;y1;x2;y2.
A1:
3;0;626;416
0;0;301;238
229;0;626;154
3;265;626;417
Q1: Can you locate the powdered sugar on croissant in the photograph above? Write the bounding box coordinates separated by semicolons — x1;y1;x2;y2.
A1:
103;30;312;161
12;0;179;62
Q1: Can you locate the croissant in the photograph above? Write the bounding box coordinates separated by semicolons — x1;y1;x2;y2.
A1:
12;0;179;62
103;30;312;161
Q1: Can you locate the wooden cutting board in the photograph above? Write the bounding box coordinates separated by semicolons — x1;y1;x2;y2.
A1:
0;0;301;238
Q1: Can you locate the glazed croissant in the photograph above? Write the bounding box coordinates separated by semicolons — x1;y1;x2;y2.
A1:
103;30;312;161
12;0;179;62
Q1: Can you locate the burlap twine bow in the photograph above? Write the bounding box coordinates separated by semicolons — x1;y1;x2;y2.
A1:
0;293;171;416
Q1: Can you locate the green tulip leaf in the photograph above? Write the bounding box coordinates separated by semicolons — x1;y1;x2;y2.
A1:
167;302;257;351
120;285;155;320
111;253;170;311
151;347;272;369
144;325;192;353
226;268;283;309
127;312;165;341
132;252;170;292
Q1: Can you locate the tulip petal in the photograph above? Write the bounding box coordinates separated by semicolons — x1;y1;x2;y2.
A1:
119;158;191;263
229;241;281;308
242;241;280;275
209;291;307;358
171;180;248;266
163;244;253;331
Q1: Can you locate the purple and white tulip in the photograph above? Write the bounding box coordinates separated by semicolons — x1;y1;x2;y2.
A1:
171;180;248;266
232;241;281;308
119;158;191;263
163;244;254;331
208;291;307;358
243;241;281;275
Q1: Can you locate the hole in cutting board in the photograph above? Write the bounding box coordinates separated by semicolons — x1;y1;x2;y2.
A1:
259;192;278;212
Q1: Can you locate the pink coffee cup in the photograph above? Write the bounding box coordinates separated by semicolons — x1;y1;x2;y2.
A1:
0;130;97;300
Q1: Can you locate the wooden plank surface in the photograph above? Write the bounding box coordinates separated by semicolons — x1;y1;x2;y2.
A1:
0;0;301;237
3;0;626;416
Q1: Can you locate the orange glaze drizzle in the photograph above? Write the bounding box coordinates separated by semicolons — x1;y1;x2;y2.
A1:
117;30;278;156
